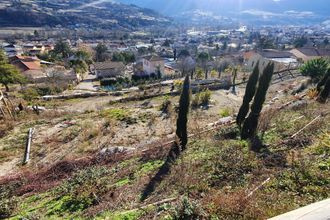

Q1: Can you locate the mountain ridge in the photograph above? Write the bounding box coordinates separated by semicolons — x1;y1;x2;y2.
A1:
0;0;171;29
118;0;330;26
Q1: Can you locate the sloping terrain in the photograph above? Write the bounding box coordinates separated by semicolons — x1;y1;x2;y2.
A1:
0;74;329;219
0;0;170;29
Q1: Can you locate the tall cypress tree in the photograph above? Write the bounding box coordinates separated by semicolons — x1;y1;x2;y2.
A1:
236;62;260;128
317;77;330;103
241;62;274;143
316;68;330;92
176;74;191;150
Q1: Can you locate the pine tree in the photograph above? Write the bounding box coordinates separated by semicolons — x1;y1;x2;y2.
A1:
0;50;25;91
176;74;191;150
317;77;330;103
241;62;274;144
236;62;260;128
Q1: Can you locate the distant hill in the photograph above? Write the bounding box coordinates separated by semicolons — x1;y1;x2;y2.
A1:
0;0;170;30
119;0;329;26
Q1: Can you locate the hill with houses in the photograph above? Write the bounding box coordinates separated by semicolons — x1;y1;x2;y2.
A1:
0;0;170;30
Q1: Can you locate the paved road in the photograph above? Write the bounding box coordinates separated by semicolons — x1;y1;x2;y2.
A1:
269;199;330;220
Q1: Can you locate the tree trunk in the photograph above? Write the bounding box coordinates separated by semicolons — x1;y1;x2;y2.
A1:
4;84;9;92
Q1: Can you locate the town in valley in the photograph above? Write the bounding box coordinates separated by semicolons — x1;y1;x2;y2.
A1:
0;0;329;219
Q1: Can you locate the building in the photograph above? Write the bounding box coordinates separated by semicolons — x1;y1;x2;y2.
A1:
91;61;125;79
243;49;298;71
10;55;77;83
9;55;44;80
2;44;23;57
133;55;165;77
290;48;330;62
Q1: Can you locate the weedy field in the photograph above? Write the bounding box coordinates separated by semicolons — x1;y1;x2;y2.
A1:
0;73;329;219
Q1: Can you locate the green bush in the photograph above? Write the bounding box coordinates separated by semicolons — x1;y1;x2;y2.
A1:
199;89;211;106
174;80;183;93
300;58;329;83
0;185;19;218
172;197;205;220
191;93;200;108
53;166;110;214
101;108;136;124
160;95;171;113
219;108;231;117
191;89;211;108
22;87;39;101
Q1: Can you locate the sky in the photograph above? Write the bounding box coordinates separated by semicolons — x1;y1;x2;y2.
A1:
118;0;330;19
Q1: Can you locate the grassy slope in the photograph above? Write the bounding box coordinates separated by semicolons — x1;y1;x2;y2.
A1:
0;100;329;219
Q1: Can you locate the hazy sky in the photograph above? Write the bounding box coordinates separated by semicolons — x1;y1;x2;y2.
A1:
119;0;330;18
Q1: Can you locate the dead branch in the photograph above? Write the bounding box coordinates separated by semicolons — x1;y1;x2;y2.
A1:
246;177;271;198
120;197;178;215
290;115;322;139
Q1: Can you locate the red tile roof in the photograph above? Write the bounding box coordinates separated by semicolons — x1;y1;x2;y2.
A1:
20;61;41;70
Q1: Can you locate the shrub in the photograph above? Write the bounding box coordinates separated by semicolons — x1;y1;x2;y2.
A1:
101;108;136;124
212;143;259;187
0;184;19;218
219;108;231;117
174;79;183;93
160;95;171;114
54;166;110;214
300;58;329;83
191;89;211;108
199;89;211;106
22;87;39;101
172;197;205;220
191;93;200;109
36;86;63;96
306;88;319;99
100;78;117;86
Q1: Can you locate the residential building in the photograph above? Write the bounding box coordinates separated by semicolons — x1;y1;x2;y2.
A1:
91;61;125;79
290;48;330;62
133;55;165;77
2;44;23;57
9;55;44;80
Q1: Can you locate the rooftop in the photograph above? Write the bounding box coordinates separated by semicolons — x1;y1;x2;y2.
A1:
93;61;125;70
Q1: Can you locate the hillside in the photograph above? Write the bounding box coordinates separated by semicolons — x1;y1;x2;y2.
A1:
0;72;329;219
119;0;329;25
0;0;170;29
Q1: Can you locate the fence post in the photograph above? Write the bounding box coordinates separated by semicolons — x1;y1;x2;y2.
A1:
23;128;34;164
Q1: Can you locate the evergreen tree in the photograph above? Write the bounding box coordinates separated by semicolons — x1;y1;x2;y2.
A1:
241;62;274;146
317;77;330;103
53;39;72;59
0;50;25;91
95;43;108;62
236;62;260;128
316;68;330;92
176;74;191;150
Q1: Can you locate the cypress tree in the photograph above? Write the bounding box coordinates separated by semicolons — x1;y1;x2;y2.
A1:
232;67;238;95
176;74;191;150
316;68;330;92
317;77;330;103
236;61;260;128
241;62;274;143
